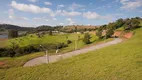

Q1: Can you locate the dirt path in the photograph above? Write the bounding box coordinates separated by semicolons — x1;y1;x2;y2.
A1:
24;38;122;67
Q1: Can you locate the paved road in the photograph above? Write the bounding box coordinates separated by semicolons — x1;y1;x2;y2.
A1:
24;38;122;67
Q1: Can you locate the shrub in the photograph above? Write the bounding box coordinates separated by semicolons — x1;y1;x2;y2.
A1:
57;43;68;49
0;48;9;57
106;29;114;38
96;30;102;39
83;33;91;44
0;42;68;57
49;30;52;35
67;40;72;44
8;29;18;39
0;45;40;57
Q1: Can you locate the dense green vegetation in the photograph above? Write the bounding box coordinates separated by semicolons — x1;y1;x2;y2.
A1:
8;30;18;39
0;27;141;80
96;17;142;39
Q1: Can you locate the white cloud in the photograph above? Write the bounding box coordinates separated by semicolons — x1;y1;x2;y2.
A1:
8;9;15;19
33;17;48;22
21;17;29;20
55;10;62;15
28;0;38;3
9;15;14;19
8;9;29;20
120;0;142;10
59;23;64;25
62;10;81;17
67;18;76;25
0;20;12;24
53;18;57;20
83;11;100;19
82;11;119;21
44;2;52;6
9;15;29;20
57;4;65;9
9;9;14;15
8;9;14;19
69;3;85;11
11;1;53;16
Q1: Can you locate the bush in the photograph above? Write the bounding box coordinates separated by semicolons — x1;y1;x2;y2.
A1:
8;29;18;39
83;33;91;44
106;29;114;38
0;42;68;57
15;48;25;57
57;43;68;49
0;48;9;57
96;30;102;39
49;30;52;35
67;40;72;44
0;45;40;57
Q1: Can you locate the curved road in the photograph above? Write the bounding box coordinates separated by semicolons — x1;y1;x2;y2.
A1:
24;38;122;67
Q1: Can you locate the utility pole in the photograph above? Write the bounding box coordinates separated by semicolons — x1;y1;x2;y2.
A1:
40;45;49;63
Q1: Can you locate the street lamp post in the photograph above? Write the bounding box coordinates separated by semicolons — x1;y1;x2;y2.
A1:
40;45;49;63
74;40;75;50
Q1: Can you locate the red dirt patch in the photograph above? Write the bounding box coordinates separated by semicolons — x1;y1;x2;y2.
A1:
123;32;133;39
113;31;121;37
113;31;133;39
0;61;5;66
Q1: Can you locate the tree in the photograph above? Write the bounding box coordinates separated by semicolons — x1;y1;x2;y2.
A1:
124;18;140;30
99;25;107;30
96;29;102;39
106;29;114;38
8;29;18;39
49;30;52;35
107;22;116;30
131;19;140;29
115;18;124;29
74;26;78;33
83;33;91;44
0;28;5;31
9;42;19;57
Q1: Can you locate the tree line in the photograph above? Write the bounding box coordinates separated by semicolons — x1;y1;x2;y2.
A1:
96;17;142;39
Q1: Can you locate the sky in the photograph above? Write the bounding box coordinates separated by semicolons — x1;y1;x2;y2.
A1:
0;0;142;27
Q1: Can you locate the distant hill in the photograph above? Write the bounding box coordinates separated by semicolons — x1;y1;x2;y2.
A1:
0;24;34;31
60;25;97;33
64;25;97;29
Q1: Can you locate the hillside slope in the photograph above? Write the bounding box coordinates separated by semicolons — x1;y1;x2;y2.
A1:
0;28;142;80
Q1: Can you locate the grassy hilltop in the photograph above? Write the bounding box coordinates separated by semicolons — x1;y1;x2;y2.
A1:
0;28;142;80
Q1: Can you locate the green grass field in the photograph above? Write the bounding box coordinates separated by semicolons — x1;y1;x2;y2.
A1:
6;33;91;47
5;33;98;54
0;28;141;80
